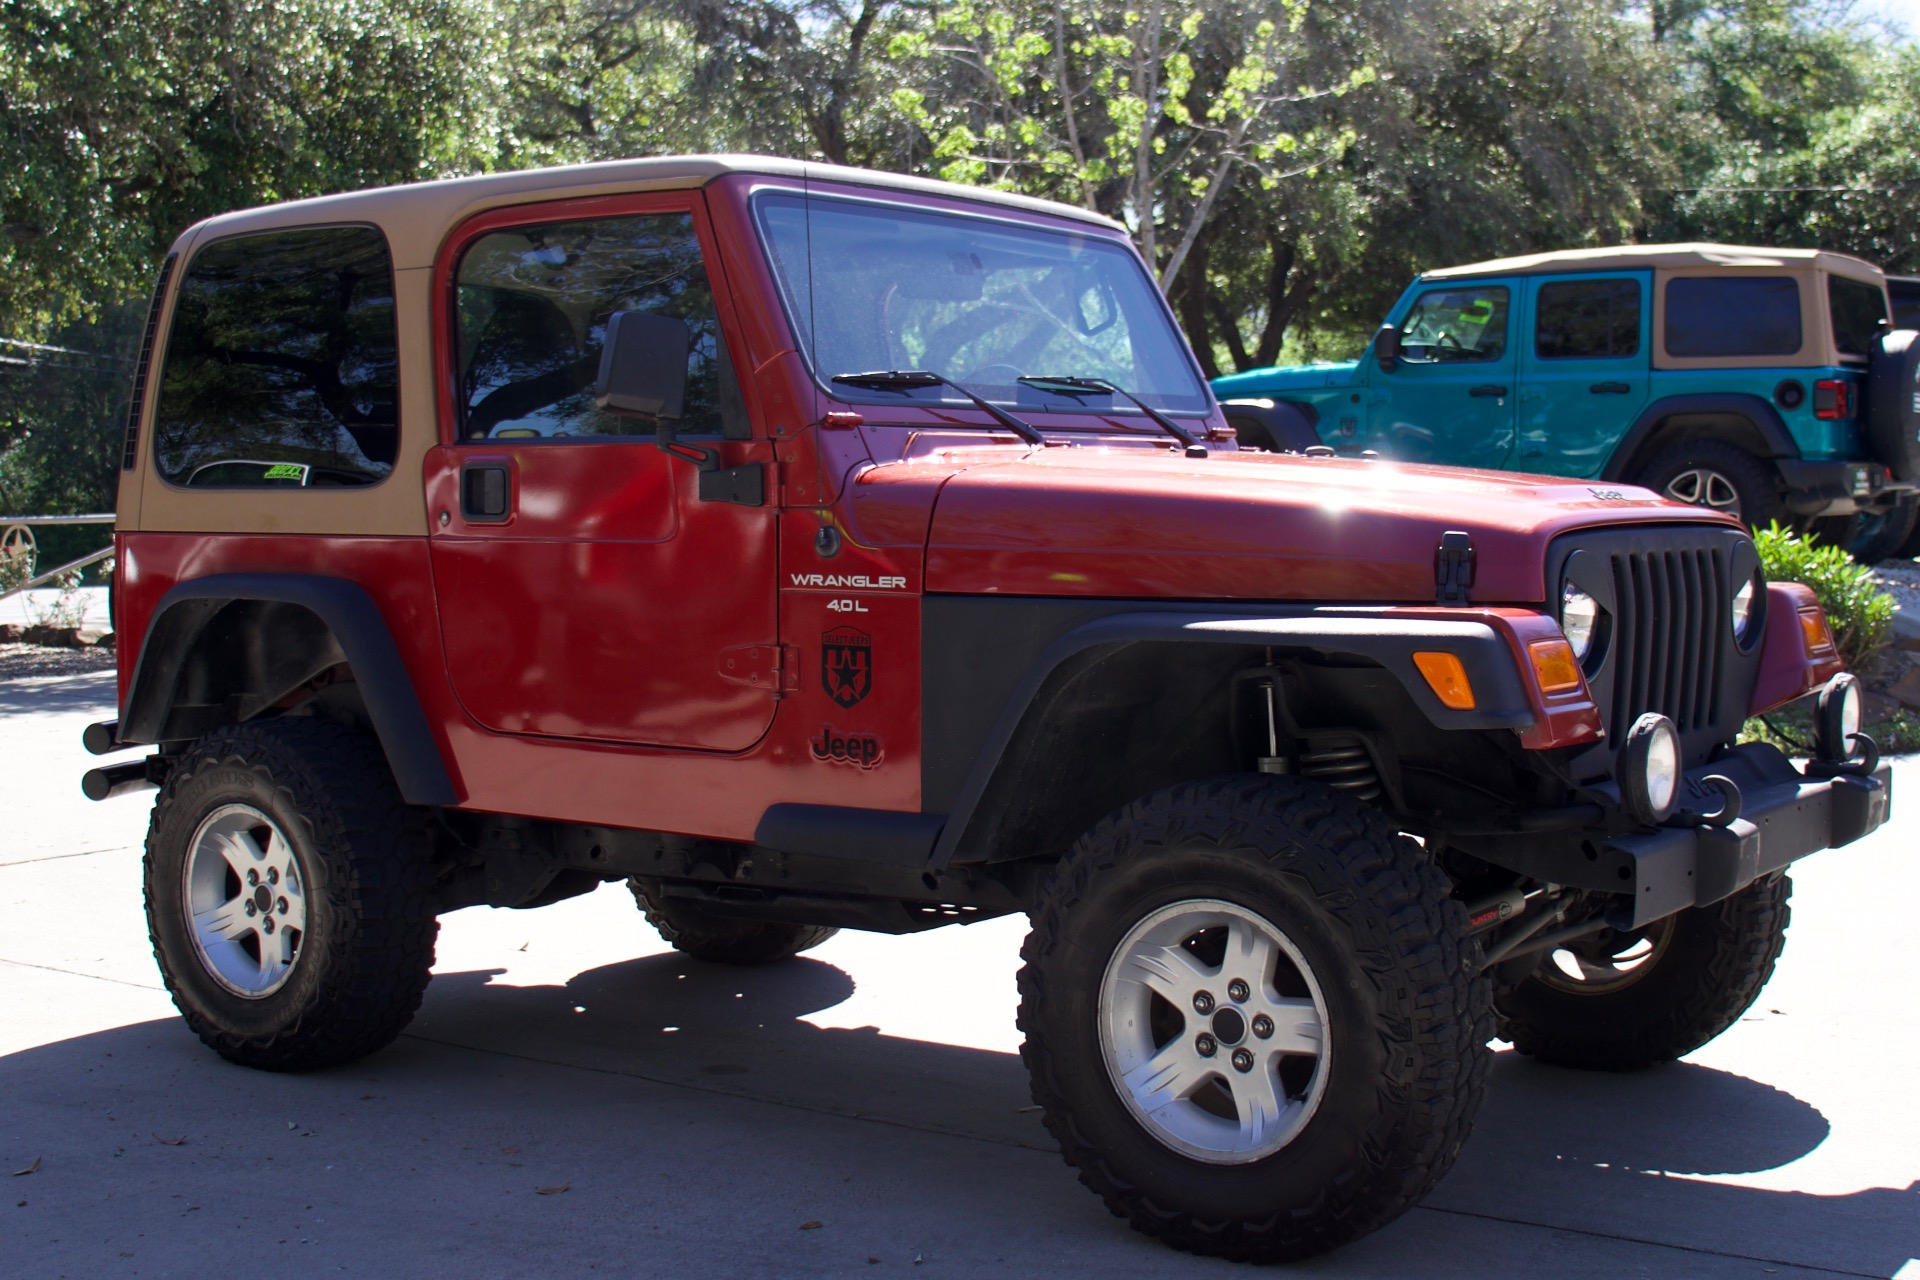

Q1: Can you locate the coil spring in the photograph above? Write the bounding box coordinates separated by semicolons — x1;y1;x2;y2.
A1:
1299;738;1381;803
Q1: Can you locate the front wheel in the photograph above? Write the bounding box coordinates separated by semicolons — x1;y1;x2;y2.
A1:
144;719;439;1071
1018;776;1490;1262
1495;873;1791;1071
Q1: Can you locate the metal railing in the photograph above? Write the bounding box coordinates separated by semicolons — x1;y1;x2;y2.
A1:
0;513;114;600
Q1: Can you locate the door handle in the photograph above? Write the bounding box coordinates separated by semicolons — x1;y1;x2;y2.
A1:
1590;382;1632;395
460;461;511;522
1469;385;1509;398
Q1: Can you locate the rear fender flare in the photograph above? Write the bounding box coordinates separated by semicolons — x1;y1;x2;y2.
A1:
1603;393;1799;482
121;573;458;806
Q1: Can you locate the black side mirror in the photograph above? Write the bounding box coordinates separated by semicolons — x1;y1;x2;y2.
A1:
595;310;690;419
1374;324;1402;371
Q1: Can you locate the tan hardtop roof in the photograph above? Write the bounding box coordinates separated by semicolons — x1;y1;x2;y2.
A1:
177;154;1125;270
1423;242;1884;283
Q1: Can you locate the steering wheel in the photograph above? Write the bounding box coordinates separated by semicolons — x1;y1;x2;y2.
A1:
1435;332;1464;351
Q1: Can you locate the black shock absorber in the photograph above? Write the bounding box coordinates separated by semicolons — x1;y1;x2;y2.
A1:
1298;736;1382;803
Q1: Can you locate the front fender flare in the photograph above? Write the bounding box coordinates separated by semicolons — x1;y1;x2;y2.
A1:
928;610;1536;868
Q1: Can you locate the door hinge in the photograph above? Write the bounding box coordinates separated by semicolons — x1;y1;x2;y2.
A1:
1435;530;1475;605
718;643;801;697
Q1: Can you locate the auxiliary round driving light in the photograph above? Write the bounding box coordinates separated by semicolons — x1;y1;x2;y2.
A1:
1815;673;1862;763
1620;712;1682;825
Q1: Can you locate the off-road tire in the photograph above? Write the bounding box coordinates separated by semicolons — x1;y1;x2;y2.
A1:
144;719;438;1071
1496;872;1791;1072
627;877;838;964
1018;775;1491;1263
1848;495;1920;563
1632;439;1789;530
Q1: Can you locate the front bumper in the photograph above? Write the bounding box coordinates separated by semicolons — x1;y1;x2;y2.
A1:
1778;458;1918;516
1605;743;1890;927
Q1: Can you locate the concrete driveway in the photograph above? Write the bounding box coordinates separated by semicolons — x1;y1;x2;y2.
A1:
3;656;1916;1277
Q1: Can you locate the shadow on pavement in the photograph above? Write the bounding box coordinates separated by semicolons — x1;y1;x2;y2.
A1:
4;949;1915;1276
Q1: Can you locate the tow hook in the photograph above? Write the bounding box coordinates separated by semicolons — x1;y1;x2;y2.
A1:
1671;774;1744;828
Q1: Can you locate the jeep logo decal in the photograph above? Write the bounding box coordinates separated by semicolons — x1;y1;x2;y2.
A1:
810;723;883;769
821;627;873;708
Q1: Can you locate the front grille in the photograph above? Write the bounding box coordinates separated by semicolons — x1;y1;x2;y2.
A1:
1607;543;1730;735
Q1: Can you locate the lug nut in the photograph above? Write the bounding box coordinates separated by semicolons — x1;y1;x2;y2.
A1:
262;917;275;934
247;870;260;887
277;897;289;915
1192;991;1215;1015
244;901;258;917
1195;1033;1218;1058
267;867;279;885
1252;1014;1274;1039
1227;979;1250;1003
1232;1048;1255;1073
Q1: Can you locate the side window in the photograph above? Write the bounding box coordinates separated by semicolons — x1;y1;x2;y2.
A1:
1535;279;1641;359
153;226;398;488
1828;275;1889;359
455;212;743;441
1664;277;1801;358
1398;286;1509;363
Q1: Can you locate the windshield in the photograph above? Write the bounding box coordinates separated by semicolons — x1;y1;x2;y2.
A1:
754;192;1209;416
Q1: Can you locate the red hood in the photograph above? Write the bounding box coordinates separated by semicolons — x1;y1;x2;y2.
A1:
867;446;1739;604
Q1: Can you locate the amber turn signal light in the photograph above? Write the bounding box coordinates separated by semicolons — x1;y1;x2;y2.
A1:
1413;651;1476;710
1798;607;1837;655
1527;639;1584;694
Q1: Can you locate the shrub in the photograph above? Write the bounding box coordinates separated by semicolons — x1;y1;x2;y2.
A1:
1754;522;1894;668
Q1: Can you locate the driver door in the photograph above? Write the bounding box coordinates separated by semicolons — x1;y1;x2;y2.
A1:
424;194;778;752
1369;280;1518;469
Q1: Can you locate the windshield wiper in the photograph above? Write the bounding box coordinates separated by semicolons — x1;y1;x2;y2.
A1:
830;370;1046;445
1018;375;1208;458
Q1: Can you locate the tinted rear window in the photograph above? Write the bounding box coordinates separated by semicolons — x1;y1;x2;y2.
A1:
1664;277;1801;358
1535;278;1641;359
153;226;398;487
1828;274;1889;359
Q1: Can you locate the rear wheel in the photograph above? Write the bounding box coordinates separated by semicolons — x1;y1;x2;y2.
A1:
1018;775;1489;1262
1848;495;1920;563
1495;873;1790;1071
627;877;837;965
144;719;438;1070
1633;440;1788;530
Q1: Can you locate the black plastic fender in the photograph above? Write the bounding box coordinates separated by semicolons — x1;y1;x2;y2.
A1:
121;573;458;806
1602;393;1800;481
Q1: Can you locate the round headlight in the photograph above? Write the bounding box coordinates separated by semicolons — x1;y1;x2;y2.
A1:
1621;713;1681;825
1816;673;1862;762
1561;582;1600;661
1731;575;1759;640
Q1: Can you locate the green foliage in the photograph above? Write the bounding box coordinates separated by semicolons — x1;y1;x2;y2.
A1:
1754;522;1895;668
5;0;1920;517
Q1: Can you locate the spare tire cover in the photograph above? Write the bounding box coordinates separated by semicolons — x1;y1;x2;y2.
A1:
1867;329;1920;481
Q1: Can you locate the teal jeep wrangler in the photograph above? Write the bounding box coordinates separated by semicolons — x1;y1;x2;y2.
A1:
1214;244;1920;559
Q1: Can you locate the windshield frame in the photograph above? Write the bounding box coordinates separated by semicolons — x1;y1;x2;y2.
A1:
747;186;1216;424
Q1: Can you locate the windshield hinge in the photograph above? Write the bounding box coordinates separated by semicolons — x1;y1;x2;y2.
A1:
1435;530;1475;605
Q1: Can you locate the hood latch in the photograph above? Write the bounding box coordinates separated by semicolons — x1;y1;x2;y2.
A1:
1435;530;1475;605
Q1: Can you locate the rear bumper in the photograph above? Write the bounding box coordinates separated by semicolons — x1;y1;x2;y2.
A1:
1606;743;1890;927
1778;458;1918;516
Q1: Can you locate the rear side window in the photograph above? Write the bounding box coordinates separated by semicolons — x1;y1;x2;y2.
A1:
1664;277;1801;358
455;212;742;440
1535;279;1640;359
153;226;399;487
1828;275;1889;359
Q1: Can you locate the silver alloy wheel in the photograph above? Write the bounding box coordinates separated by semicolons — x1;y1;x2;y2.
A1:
1538;918;1675;995
1661;468;1743;518
1098;898;1331;1165
181;803;308;998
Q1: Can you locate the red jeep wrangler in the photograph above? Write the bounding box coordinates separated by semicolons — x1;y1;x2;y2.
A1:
85;156;1888;1261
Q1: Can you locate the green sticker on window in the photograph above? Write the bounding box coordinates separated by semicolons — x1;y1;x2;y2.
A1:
262;463;308;482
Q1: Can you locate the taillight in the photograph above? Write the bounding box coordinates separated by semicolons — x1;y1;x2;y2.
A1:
1812;378;1855;420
